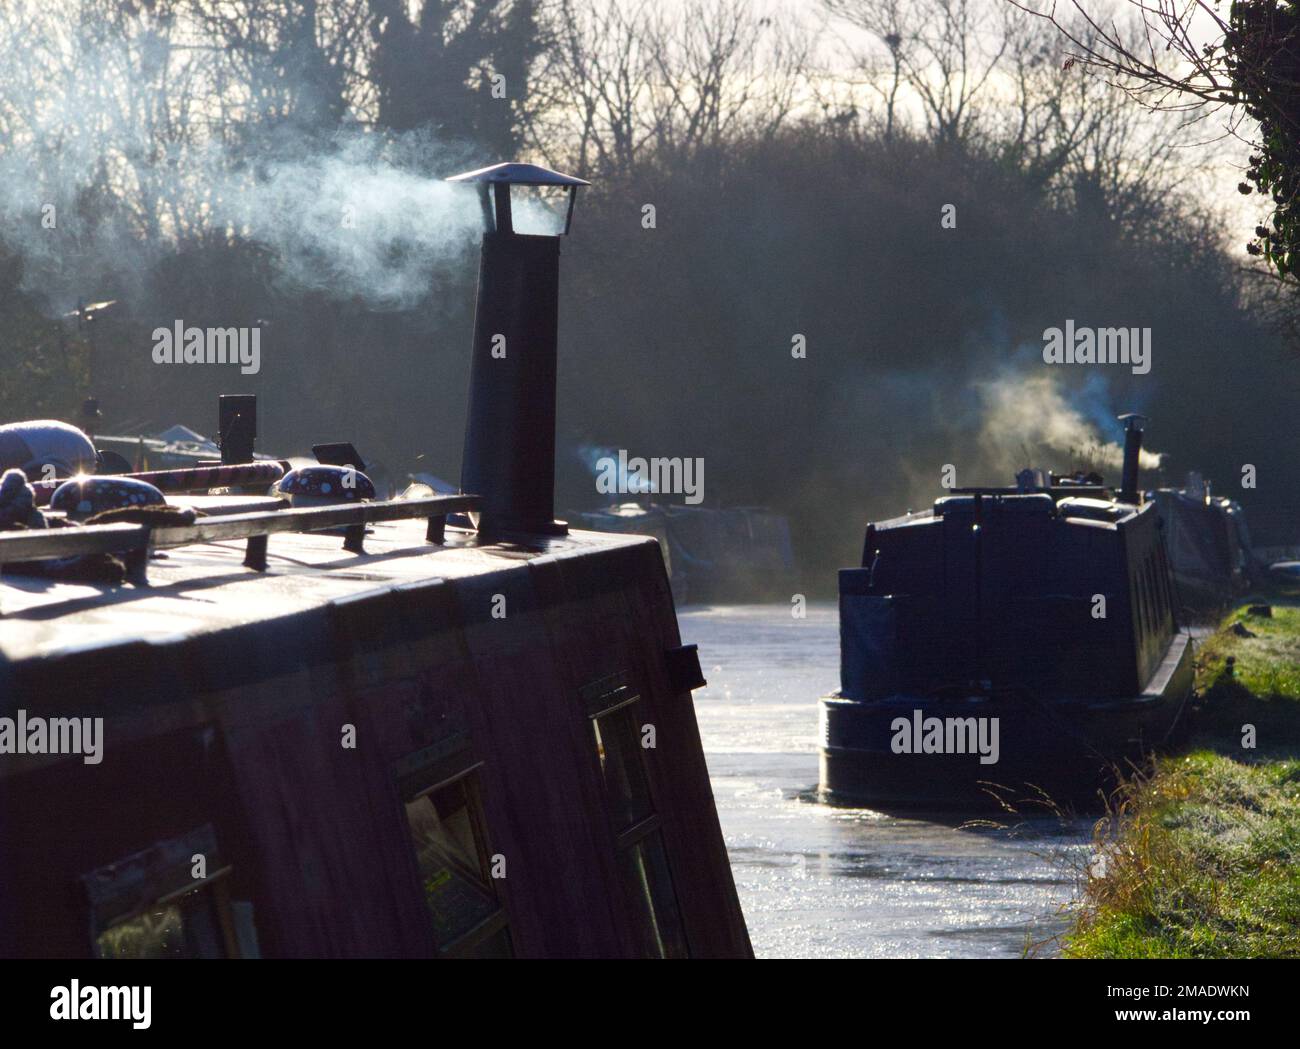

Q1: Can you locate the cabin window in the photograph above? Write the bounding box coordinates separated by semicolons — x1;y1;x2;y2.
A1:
1135;561;1151;637
83;824;256;959
396;734;512;958
583;675;689;959
1157;544;1176;620
592;703;655;828
1146;558;1164;626
96;883;231;959
1133;563;1145;636
1141;557;1153;628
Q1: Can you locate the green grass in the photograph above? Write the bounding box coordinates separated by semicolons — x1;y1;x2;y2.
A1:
1195;602;1300;724
1064;592;1300;959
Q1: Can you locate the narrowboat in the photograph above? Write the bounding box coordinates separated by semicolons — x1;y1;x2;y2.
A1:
565;501;796;605
820;415;1195;810
0;162;752;959
1148;474;1255;617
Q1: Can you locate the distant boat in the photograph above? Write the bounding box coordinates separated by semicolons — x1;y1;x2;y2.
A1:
567;501;796;605
1148;473;1255;616
820;418;1195;810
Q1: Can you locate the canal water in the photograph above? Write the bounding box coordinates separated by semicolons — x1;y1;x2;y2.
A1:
679;603;1094;959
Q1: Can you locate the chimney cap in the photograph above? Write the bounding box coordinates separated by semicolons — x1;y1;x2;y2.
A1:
446;162;590;187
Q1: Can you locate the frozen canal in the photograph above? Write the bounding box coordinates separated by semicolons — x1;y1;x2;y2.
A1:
679;603;1093;959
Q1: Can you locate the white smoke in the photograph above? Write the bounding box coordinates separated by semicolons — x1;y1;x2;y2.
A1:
214;132;482;307
977;372;1163;477
0;6;482;314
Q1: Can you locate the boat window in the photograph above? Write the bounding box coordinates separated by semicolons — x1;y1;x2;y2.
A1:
593;703;655;828
1146;557;1164;626
1138;561;1149;636
398;739;513;958
83;824;252;959
617;825;688;959
586;680;688;959
1136;561;1151;637
96;884;230;959
1157;544;1176;619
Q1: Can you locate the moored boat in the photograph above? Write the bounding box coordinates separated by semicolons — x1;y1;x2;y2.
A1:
819;416;1195;810
1148;474;1255;617
566;501;796;605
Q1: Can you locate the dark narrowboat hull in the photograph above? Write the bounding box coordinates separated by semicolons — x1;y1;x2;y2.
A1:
819;632;1194;811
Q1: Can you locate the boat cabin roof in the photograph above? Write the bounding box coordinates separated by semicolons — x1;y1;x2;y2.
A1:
0;500;654;667
875;489;1146;533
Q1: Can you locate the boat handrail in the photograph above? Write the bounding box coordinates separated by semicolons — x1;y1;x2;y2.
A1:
0;493;481;577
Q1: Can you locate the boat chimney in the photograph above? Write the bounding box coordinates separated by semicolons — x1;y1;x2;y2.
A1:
1118;412;1145;504
219;394;257;465
447;162;590;537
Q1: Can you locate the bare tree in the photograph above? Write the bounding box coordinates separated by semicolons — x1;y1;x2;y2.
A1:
527;0;813;179
825;0;1011;149
1008;1;1241;111
643;1;813;160
183;0;370;130
0;2;217;270
525;0;656;177
1010;2;1300;278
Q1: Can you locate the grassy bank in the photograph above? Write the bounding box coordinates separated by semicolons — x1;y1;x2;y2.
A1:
1064;599;1300;959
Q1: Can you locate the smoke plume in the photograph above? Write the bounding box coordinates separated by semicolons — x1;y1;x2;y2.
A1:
977;371;1163;476
0;19;480;315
